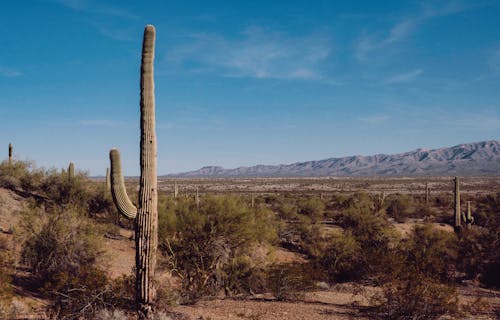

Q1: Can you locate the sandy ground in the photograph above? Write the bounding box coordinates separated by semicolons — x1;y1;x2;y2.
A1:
154;176;500;196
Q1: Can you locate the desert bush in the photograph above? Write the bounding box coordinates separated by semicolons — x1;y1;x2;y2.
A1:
474;193;500;231
297;196;325;222
0;236;14;319
20;209;104;282
315;231;364;282
266;264;314;301
159;195;277;303
377;274;459;320
338;192;374;211
456;227;490;280
373;225;460;319
39;169;91;210
46;267;110;319
105;274;136;311
0;160;43;192
277;202;298;220
456;226;500;288
334;198;397;280
279;214;323;257
386;195;412;222
20;208;111;318
434;193;452;209
402;224;457;282
480;250;500;289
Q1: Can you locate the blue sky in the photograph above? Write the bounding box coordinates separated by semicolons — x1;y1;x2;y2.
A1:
1;0;499;175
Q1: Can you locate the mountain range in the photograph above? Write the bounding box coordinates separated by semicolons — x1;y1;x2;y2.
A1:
165;140;500;177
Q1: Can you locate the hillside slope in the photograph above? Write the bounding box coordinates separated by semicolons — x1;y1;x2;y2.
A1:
166;140;500;177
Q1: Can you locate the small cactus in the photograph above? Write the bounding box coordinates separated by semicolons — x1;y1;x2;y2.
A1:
109;25;158;319
425;182;430;205
462;201;474;229
8;143;12;164
68;162;75;180
173;181;179;198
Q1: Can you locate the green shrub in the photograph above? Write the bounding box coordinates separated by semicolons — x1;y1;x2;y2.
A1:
378;275;459;320
266;264;314;301
456;227;500;288
159;195;277;303
46;267;109;319
0;160;51;196
386;195;412;222
316;231;363;282
279;214;322;257
21;209;104;283
374;225;460;319
20;208;110;318
403;224;457;282
297;196;325;222
0;236;14;319
277;202;298;220
334;198;396;279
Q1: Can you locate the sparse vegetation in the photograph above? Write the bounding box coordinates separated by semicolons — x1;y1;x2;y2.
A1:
0;157;499;318
159;195;277;303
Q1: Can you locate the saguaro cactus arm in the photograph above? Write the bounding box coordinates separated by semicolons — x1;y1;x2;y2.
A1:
110;148;138;219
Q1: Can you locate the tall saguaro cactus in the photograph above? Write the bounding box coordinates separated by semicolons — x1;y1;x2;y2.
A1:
8;143;12;164
109;25;158;319
454;177;461;230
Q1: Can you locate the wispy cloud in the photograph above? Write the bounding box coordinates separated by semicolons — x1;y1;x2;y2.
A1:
440;112;500;129
49;0;139;41
166;27;332;81
384;69;423;84
358;115;390;124
49;0;138;19
355;1;472;61
0;66;23;77
90;22;135;41
79;119;125;127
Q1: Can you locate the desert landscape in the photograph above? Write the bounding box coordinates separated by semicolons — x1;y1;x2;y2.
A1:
1;1;500;319
1;165;499;319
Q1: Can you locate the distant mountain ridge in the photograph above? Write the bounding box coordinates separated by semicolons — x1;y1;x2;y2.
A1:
165;140;500;177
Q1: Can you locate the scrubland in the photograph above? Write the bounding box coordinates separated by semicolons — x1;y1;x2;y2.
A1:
0;160;499;319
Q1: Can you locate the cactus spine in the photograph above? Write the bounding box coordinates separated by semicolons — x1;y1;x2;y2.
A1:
454;177;461;230
68;162;75;180
8;143;12;164
109;25;158;319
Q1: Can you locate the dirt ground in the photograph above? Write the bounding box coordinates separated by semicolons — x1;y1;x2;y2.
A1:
154;176;500;197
